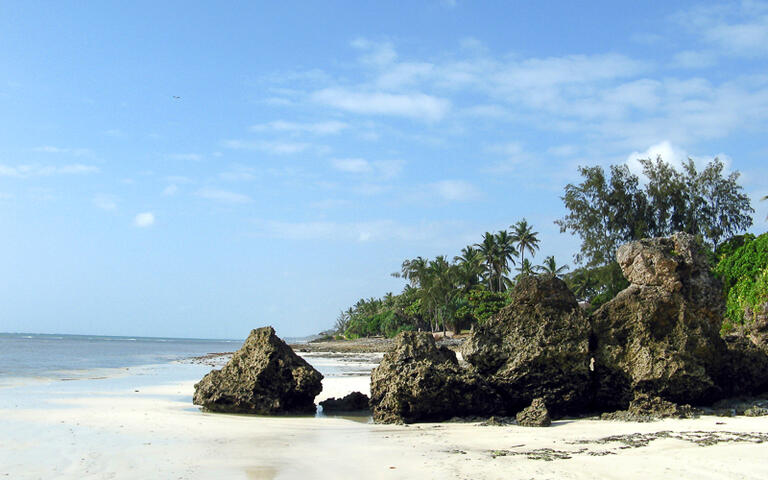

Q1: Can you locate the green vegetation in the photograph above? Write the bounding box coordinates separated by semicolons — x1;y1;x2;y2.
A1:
331;156;760;337
715;233;768;333
334;219;553;338
557;156;754;308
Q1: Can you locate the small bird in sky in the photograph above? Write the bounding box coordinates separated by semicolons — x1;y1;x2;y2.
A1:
172;96;181;99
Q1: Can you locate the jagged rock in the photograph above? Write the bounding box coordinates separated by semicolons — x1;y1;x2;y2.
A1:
370;331;503;423
591;233;729;409
193;327;323;414
516;398;552;427
601;393;698;422
319;391;370;412
462;275;592;416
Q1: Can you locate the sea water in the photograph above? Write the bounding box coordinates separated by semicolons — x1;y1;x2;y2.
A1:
0;332;240;386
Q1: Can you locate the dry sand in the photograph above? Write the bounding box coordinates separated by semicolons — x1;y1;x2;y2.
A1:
2;364;768;479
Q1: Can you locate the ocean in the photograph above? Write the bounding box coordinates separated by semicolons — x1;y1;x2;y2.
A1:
0;332;240;385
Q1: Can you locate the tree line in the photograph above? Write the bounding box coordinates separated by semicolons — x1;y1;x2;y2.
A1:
331;156;758;339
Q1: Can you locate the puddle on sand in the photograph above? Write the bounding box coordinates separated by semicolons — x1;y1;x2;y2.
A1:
246;466;279;480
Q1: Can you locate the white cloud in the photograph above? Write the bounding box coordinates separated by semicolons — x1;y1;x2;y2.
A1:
623;141;731;178
134;212;155;228
222;139;313;155
330;158;404;179
674;2;768;57
626;141;689;174
331;158;370;174
0;164;99;178
165;153;203;161
430;180;480;201
250;120;348;135
673;50;717;68
196;188;252;204
547;145;579;157
93;194;117;210
312;89;451;121
253;219;447;243
32;146;91;156
351;38;398;67
219;166;258;182
162;184;179;196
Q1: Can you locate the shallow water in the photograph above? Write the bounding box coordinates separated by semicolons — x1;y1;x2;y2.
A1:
0;332;239;385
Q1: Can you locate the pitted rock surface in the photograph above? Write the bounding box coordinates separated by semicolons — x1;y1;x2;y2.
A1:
193;326;323;414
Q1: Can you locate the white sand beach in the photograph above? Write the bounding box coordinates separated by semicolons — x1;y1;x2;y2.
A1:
2;357;768;480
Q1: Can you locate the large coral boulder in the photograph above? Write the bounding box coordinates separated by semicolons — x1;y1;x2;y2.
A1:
193;327;323;414
462;275;592;416
591;233;728;408
370;331;503;423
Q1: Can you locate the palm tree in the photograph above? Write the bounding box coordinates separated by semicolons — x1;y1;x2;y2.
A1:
510;219;540;263
393;256;428;287
536;256;569;278
516;258;535;277
454;246;484;293
476;231;517;292
493;230;518;292
420;256;458;332
475;232;500;291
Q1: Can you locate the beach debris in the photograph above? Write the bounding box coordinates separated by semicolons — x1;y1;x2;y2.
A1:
516;398;552;427
319;391;370;413
462;275;592;416
370;331;503;423
193;326;323;414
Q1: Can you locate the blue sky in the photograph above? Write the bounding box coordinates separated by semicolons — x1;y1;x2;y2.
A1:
1;1;767;339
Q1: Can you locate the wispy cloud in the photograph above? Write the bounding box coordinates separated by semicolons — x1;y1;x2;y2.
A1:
312;89;451;121
93;194;117;210
430;180;480;202
222;139;314;155
32;146;92;157
196;188;253;204
330;158;404;180
162;184;179;196
250;120;348;135
0;164;99;178
673;1;768;57
165;153;203;161
253;218;460;243
134;212;155;228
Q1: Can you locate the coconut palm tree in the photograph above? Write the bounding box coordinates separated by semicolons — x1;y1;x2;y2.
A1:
493;230;518;291
510;219;540;263
475;232;500;291
393;256;428;287
454;246;484;293
516;258;535;277
536;256;569;278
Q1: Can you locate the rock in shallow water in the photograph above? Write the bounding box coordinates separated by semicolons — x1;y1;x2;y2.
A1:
193;326;323;414
319;391;370;412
